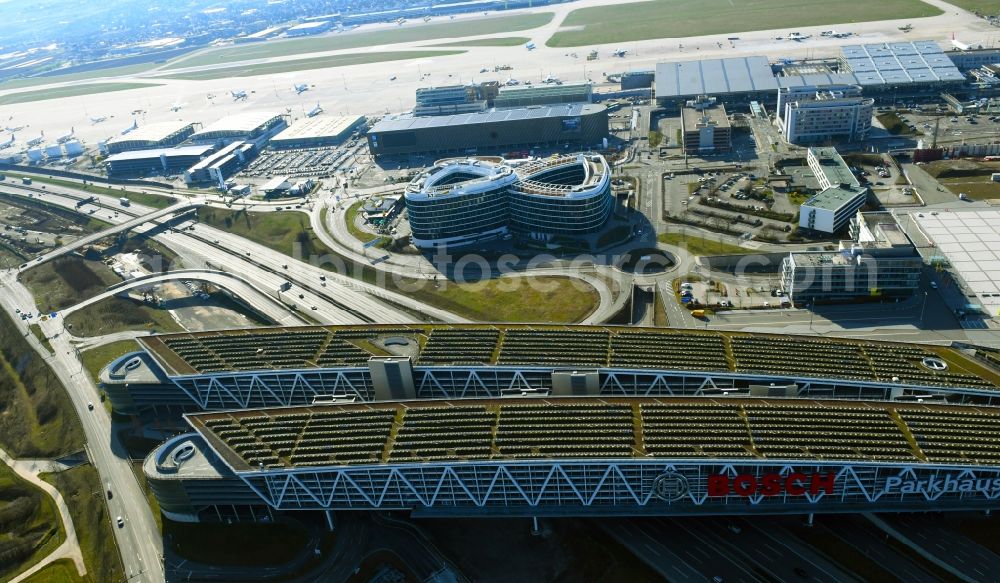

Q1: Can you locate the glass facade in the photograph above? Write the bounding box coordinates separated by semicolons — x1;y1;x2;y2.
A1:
405;155;613;247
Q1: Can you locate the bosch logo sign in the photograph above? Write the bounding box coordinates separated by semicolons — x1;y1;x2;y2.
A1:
708;473;836;497
651;472;691;502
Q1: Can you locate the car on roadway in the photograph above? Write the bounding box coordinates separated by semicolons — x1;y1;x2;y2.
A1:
116;516;125;528
87;402;94;410
930;282;939;289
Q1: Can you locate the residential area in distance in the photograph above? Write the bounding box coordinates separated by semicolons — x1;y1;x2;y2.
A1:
2;0;1000;582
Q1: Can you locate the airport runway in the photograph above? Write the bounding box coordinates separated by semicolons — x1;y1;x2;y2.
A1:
0;0;993;151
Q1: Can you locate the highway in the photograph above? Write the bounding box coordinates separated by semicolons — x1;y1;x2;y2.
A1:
58;269;307;326
0;180;463;325
0;271;164;583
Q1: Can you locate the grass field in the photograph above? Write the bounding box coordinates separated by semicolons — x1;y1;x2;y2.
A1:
159;50;464;81
658;232;753;255
0;311;85;458
0;462;65;582
0;83;159;106
21;559;81;583
876;112;920;135
64;296;184;337
40;465;124;583
429;36;531;47
939;177;1000;200
197;207;332;258
940;0;1000;13
80;340;139;385
546;0;942;47
344;200;379;243
199;208;597;322
166;13;553;70
0;63;154;91
20;256;122;313
399;275;599;323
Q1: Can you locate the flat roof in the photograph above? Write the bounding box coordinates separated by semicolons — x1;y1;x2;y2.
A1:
682;103;730;130
270;115;364;142
655;41;964;100
802;186;866;212
134;324;999;390
185;397;1000;471
260;176;290;191
106;144;214;162
915;209;1000;314
369;103;605;133
105;121;194;146
287;21;329;31
191;112;281;137
809;147;860;188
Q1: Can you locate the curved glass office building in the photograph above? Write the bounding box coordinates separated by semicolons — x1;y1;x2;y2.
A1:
509;154;613;235
404;158;518;248
404;154;612;248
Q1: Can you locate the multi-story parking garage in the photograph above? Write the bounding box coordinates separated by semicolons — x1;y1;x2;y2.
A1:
146;396;1000;522
101;324;1000;415
404;154;613;248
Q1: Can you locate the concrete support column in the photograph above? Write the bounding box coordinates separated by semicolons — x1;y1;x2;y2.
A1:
806;513;814;527
531;516;540;536
325;510;337;532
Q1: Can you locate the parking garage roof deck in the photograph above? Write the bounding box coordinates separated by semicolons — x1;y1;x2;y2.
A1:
185;397;1000;471
136;325;1000;390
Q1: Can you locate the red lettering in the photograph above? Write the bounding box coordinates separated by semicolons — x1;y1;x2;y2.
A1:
785;473;807;495
707;474;730;496
733;474;757;496
760;473;782;496
810;473;836;495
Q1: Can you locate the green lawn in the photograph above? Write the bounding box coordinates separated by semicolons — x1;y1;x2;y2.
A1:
64;296;184;338
166;13;553;69
0;63;154;91
429;36;532;47
0;83;160;105
20;559;82;583
939;177;1000;200
199;208;597;322
197;207;332;259
547;0;942;46
79;340;140;384
159;51;464;81
402;275;599;323
940;0;1000;14
876;112;919;135
40;465;125;583
345;200;379;243
0;462;66;582
20;256;122;313
658;232;753;255
0;311;85;458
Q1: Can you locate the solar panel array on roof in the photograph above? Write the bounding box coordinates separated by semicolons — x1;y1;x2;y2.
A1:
838;41;964;86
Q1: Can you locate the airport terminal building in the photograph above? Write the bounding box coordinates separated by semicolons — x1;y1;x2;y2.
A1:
366;104;609;158
403;154;613;248
115;324;1000;522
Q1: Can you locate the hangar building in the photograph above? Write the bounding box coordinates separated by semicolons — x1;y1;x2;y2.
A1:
105;144;215;178
366;104;608;157
104;121;199;155
187;112;288;148
268;115;366;149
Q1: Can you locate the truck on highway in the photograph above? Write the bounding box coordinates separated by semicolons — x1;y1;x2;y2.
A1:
21;177;31;185
75;196;96;208
691;309;706;318
119;197;130;206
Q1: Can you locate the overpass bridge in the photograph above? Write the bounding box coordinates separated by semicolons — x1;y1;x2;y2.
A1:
23;201;200;269
59;269;308;327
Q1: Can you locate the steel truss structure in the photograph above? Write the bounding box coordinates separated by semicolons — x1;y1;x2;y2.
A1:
237;460;1000;516
163;366;1000;410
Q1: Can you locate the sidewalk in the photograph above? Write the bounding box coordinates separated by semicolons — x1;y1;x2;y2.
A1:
0;448;86;582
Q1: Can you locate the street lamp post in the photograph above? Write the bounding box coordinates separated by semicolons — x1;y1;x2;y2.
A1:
809;297;815;330
919;291;928;325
